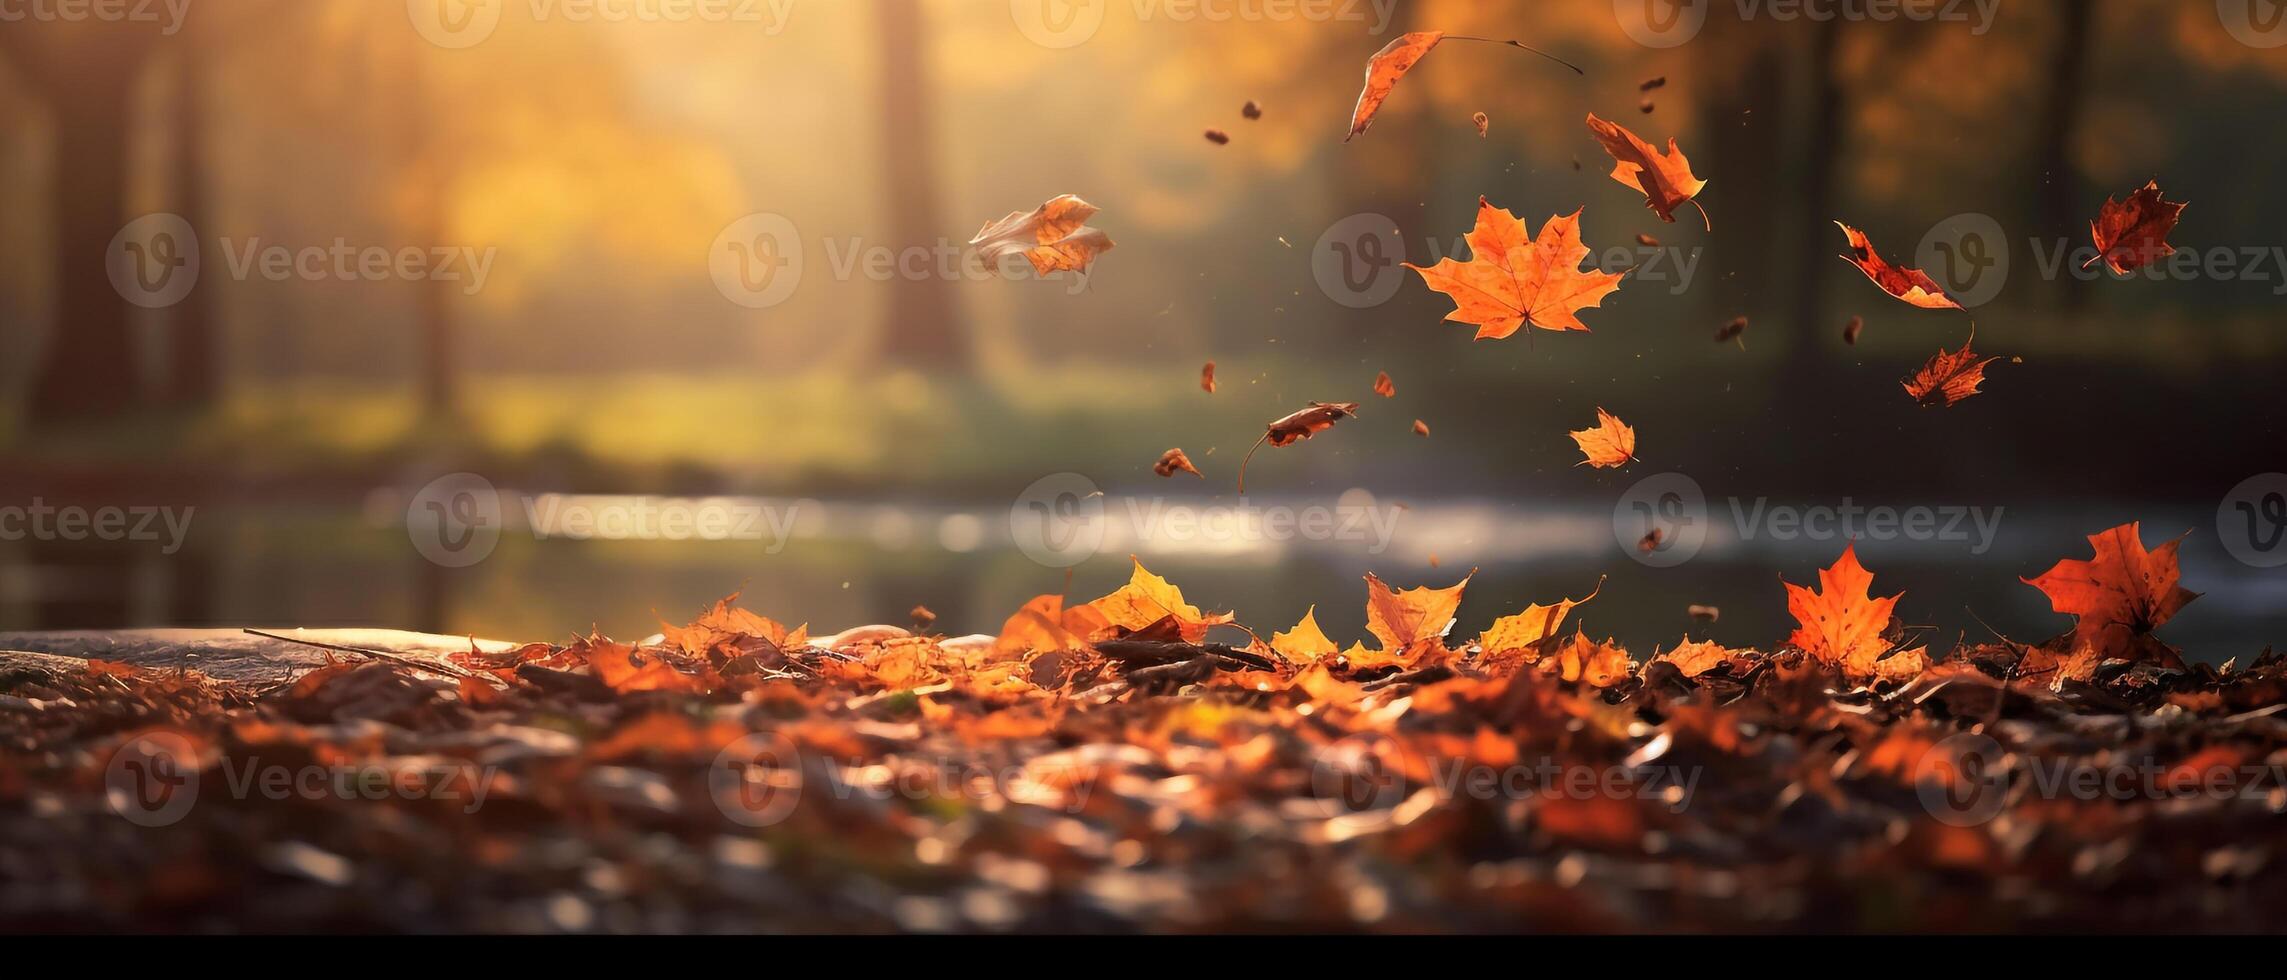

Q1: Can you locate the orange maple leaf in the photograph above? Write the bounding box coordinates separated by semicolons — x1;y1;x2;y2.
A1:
1836;221;1963;310
1652;638;1756;679
968;195;1114;277
1372;370;1396;398
577;633;711;695
1407;198;1626;339
1084;558;1234;643
659;593;808;661
1363;569;1474;665
1783;544;1928;685
1569;407;1636;468
1478;577;1602;654
1541;633;1635;688
1270;605;1341;664
2022;522;2200;677
2085;180;2187;275
991;593;1112;659
1585;113;1709;229
1902;327;2004;407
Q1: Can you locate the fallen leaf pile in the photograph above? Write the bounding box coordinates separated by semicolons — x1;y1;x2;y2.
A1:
7;536;2284;933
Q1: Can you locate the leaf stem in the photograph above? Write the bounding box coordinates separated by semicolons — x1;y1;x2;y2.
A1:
1443;35;1586;76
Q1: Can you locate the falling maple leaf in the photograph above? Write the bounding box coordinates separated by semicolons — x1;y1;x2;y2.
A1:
1836;221;1963;310
1783;543;1927;686
1478;577;1603;653
2085;180;2187;275
1585;113;1709;229
968;195;1115;277
1270;606;1340;664
1569;407;1636;468
2023;522;2200;680
1085;558;1234;643
1238;401;1359;492
1153;448;1203;479
1363;569;1473;665
1200;361;1217;393
991;593;1111;659
1902;327;2003;406
1407;198;1627;339
1372;371;1396;398
1344;33;1579;143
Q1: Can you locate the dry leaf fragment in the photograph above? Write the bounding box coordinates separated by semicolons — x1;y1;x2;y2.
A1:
1715;315;1747;345
1204;129;1230;145
1472;111;1489;137
1153;447;1204;479
1478;578;1602;654
1345;32;1580;142
1270;606;1340;664
969;195;1115;277
1843;315;1864;345
1372;371;1396;398
1200;361;1217;393
1238;401;1359;492
2085;180;2187;274
2023;522;2199;679
1688;604;1720;623
1543;633;1634;687
1902;327;2003;407
1836;221;1962;310
992;594;1110;659
1639;528;1663;553
1412;419;1430;437
1640;76;1667;92
1407;197;1627;339
1586;113;1708;228
1085;558;1234;643
1637;97;1654;114
1363;569;1474;665
909;605;937;631
1784;543;1928;686
1570;407;1636;468
1636;233;1661;248
1242;100;1263;120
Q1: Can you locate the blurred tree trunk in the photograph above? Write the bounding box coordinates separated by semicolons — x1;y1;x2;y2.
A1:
875;0;968;369
167;39;219;411
2034;0;2096;307
6;29;160;424
405;54;461;417
1692;15;1786;324
1785;16;1845;367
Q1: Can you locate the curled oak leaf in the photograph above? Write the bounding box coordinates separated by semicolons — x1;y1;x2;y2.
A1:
1784;543;1928;686
1903;327;2003;407
1238;401;1359;492
1569;407;1636;468
1363;569;1474;666
1153;447;1204;479
2023;522;2199;681
1406;198;1627;339
1585;113;1709;229
1478;576;1604;654
1270;605;1341;664
1084;557;1234;643
1542;632;1634;688
968;194;1114;277
1345;32;1580;142
1373;370;1396;397
990;593;1112;659
1836;221;1963;310
1200;360;1216;393
660;594;808;661
1412;418;1430;437
2085;180;2187;275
